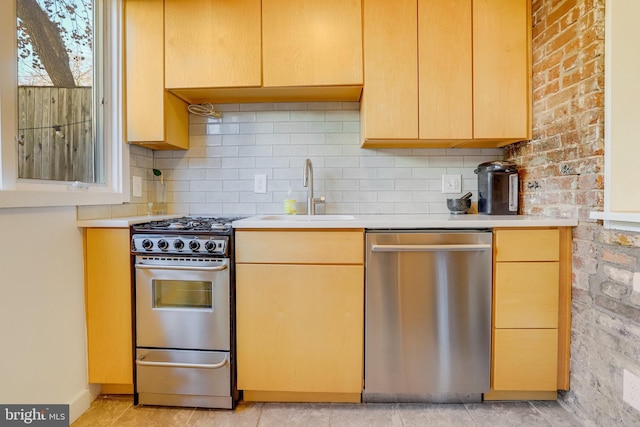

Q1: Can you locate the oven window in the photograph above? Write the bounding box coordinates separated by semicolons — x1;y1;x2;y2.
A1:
152;280;213;309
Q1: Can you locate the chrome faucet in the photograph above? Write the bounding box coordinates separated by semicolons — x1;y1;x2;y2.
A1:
303;158;325;215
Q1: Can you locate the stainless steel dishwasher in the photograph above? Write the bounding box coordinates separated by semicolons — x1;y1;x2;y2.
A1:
364;230;493;403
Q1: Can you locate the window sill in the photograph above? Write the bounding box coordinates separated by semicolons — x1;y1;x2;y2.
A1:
590;211;640;232
0;189;126;208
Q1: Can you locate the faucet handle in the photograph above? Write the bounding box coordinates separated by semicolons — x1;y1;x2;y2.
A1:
313;196;325;205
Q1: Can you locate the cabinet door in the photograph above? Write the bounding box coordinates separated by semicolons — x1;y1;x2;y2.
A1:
473;0;531;139
236;264;364;393
164;0;261;89
361;0;418;141
85;228;132;385
125;0;188;149
494;262;559;328
262;0;362;87
125;0;164;142
493;329;558;391
418;0;473;139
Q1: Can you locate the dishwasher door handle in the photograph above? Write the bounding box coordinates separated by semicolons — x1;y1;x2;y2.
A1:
370;243;492;252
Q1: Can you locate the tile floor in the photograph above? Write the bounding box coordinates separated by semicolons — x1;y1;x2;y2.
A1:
72;395;583;426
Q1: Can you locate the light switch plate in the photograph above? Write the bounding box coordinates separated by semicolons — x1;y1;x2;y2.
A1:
442;174;462;194
132;176;142;197
254;174;267;193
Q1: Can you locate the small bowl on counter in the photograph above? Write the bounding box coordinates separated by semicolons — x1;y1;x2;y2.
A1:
446;192;472;214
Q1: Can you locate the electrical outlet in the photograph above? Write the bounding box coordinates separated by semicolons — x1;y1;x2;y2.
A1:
254;174;267;194
624;369;640;412
442;174;462;194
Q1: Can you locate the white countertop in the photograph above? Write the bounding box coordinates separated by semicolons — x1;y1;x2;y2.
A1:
76;214;186;228
77;213;577;229
232;214;578;229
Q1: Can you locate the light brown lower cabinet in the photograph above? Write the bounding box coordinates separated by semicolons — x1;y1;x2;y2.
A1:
235;230;364;403
84;228;133;393
486;227;572;401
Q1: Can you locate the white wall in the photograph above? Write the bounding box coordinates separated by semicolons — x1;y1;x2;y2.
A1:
0;207;91;423
155;102;505;216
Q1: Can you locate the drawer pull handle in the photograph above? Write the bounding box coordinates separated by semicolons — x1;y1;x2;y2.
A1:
135;355;228;369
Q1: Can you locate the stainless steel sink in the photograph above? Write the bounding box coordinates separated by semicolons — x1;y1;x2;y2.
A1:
259;214;356;221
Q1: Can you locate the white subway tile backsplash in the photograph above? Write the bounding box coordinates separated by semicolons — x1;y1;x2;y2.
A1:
239;122;274;134
206;123;239;135
222;134;256;146
291;111;325;122
190;180;223;192
155;102;504;215
257;111;290;122
188;158;222;169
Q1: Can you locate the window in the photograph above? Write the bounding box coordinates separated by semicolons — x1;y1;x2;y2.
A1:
590;0;640;231
17;0;102;183
0;0;128;208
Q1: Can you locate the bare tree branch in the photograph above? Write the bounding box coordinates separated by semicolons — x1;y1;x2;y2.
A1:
17;0;76;87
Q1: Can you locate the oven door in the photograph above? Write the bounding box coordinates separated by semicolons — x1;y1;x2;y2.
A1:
135;256;230;351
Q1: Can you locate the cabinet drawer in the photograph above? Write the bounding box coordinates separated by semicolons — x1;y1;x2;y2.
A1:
493;329;558;391
236;230;364;264
494;229;560;262
494;262;559;329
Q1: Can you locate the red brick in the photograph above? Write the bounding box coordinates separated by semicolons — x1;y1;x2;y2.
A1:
548;24;578;53
601;250;636;267
546;0;579;26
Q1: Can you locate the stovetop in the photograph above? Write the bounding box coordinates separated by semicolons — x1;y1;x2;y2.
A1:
132;216;244;234
131;216;246;256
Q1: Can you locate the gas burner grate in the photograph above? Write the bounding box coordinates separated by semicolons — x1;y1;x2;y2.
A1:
133;216;246;233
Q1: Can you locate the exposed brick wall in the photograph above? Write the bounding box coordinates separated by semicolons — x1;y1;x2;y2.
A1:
505;1;640;425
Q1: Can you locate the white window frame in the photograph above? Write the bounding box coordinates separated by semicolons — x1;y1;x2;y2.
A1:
0;0;129;208
590;0;640;231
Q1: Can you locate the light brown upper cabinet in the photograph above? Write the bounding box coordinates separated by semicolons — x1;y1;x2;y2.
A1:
361;0;531;148
262;0;363;88
125;0;188;150
164;0;262;90
165;0;362;104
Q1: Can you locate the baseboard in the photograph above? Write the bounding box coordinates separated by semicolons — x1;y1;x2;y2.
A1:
243;390;361;403
483;390;558;401
68;388;93;424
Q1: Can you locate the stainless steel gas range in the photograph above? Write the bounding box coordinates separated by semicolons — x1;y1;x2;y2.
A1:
131;216;243;409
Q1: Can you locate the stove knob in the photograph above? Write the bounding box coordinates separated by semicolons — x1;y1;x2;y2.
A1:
173;239;185;250
157;239;169;250
204;241;216;252
189;240;201;251
141;239;153;250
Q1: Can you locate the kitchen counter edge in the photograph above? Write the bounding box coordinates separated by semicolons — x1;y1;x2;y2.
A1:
76;214;186;228
232;214;578;229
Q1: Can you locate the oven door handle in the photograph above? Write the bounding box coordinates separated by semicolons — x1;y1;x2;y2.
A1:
135;264;228;272
135;354;228;370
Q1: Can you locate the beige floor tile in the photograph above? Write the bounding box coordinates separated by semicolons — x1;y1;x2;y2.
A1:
72;396;584;427
188;402;262;426
397;403;477;427
112;405;195;427
532;401;582;427
466;401;554;427
329;403;402;427
71;395;132;427
260;403;332;427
